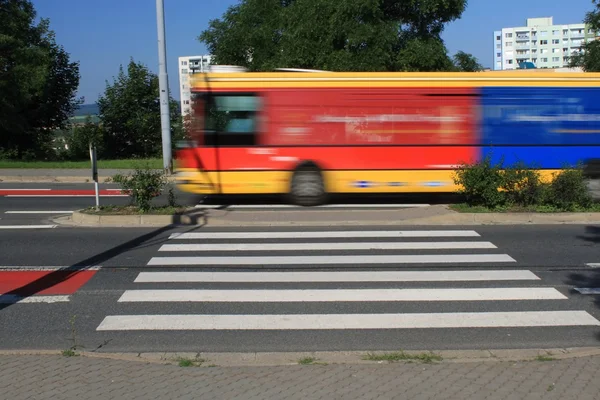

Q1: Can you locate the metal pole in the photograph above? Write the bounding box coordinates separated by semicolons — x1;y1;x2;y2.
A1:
156;0;172;174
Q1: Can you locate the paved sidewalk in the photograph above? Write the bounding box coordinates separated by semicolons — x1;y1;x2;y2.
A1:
1;354;599;400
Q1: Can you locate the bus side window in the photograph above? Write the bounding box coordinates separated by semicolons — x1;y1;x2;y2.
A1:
205;94;260;146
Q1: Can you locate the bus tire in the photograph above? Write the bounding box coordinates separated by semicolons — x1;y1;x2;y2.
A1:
289;165;327;206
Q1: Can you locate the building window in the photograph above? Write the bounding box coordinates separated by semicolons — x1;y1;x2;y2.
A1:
496;44;501;49
505;33;513;38
496;35;501;40
506;42;513;47
540;40;548;45
507;60;513;64
541;57;548;62
540;31;547;36
181;68;188;74
552;57;560;62
540;48;548;54
496;53;501;57
563;29;568;35
553;30;559;35
552;39;560;44
181;61;188;66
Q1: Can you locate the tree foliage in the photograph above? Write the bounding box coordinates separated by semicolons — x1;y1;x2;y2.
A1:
199;0;472;72
452;51;484;72
0;0;81;159
97;59;184;159
570;0;600;71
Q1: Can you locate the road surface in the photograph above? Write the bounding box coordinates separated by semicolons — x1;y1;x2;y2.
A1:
0;224;599;353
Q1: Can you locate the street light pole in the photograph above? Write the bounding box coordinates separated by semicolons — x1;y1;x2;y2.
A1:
156;0;172;173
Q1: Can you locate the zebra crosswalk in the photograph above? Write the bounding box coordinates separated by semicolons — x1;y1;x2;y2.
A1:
96;229;600;333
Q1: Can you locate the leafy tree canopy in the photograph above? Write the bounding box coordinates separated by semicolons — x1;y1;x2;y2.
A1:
199;0;477;72
97;59;184;159
569;0;600;71
0;0;81;159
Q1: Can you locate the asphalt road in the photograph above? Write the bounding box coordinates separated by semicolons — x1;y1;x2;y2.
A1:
1;224;600;353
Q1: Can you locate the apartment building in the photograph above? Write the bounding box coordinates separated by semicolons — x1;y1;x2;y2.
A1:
178;55;212;116
493;17;597;70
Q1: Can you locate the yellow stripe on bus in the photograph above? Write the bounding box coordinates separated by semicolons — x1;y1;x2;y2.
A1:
175;169;562;195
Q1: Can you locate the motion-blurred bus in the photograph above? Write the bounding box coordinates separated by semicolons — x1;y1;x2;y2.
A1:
175;66;600;205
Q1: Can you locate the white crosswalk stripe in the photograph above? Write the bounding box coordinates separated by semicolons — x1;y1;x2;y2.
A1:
97;228;600;332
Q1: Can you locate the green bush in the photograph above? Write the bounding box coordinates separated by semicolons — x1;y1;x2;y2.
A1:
110;166;167;212
453;156;505;208
501;162;545;206
545;168;592;211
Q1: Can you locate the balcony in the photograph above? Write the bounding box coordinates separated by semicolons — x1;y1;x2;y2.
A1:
516;36;530;41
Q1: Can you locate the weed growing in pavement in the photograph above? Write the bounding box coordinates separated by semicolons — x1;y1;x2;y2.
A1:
62;315;82;356
177;356;206;367
535;355;556;362
363;351;443;364
61;349;78;357
297;357;328;365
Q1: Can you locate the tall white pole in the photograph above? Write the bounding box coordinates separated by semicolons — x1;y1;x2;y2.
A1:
156;0;172;173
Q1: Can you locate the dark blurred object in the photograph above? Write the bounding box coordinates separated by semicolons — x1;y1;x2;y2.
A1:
583;159;600;199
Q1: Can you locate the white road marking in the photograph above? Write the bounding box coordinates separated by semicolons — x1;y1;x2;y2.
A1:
574;288;600;294
0;295;69;304
5;211;73;214
147;254;516;266
118;288;566;303
0;225;56;229
168;230;481;240
194;204;431;209
0;266;101;271
134;270;540;283
96;311;600;331
158;241;497;252
586;263;600;268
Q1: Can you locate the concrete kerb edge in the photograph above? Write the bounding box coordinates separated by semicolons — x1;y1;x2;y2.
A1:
2;347;600;367
59;209;600;227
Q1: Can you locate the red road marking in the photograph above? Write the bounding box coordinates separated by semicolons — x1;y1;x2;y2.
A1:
0;189;126;196
0;270;98;296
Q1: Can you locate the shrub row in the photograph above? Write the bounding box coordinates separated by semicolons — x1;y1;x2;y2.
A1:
452;157;594;211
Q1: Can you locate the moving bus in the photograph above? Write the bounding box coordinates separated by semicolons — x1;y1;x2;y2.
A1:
175;66;600;206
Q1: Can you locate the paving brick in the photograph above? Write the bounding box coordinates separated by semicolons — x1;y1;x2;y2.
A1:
4;354;600;399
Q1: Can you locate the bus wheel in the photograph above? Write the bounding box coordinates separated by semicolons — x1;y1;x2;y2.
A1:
289;166;326;206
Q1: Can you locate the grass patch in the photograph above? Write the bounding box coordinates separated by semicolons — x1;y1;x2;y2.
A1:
363;351;443;364
177;356;206;367
80;205;189;215
535;355;556;362
0;158;162;169
450;203;600;213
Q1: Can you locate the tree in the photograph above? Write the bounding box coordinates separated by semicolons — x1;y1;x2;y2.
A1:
452;51;484;72
199;0;469;73
569;0;600;71
64;116;105;160
0;0;81;159
97;59;184;159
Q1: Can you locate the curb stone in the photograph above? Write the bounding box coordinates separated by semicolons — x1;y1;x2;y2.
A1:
1;348;599;366
55;208;600;227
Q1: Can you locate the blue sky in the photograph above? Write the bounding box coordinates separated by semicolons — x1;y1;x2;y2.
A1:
31;0;595;103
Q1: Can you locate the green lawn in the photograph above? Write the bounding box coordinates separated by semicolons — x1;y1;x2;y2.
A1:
0;158;163;169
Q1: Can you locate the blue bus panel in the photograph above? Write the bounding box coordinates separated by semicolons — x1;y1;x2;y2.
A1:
479;87;600;168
